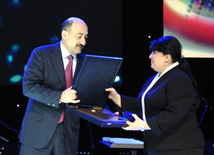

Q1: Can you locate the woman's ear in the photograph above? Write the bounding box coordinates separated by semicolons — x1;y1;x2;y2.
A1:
165;54;172;63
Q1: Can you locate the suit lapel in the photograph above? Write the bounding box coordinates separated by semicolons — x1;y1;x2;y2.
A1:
50;42;85;88
50;42;66;89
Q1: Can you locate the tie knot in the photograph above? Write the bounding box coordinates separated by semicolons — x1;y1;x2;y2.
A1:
67;55;73;61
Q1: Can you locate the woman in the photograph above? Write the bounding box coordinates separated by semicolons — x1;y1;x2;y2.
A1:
106;36;205;155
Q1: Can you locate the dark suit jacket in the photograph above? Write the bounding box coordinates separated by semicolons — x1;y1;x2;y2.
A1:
20;42;84;154
121;66;205;151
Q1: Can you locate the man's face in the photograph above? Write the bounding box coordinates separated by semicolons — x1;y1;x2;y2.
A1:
62;21;88;55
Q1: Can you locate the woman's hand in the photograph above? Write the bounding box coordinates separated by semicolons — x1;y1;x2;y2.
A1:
105;87;121;108
114;111;120;115
122;114;151;131
122;114;143;131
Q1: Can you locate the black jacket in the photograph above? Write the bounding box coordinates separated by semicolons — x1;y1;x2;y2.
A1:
121;66;205;151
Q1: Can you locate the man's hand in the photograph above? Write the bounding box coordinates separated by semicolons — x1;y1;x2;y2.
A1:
60;86;80;103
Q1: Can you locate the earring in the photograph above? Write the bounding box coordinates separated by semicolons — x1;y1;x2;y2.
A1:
165;61;168;66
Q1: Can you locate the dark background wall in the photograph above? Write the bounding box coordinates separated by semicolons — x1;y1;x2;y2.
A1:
0;0;214;154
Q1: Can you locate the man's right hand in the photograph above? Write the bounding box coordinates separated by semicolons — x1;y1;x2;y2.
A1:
60;86;80;104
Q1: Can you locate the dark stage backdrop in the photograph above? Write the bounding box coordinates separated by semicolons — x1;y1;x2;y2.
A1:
0;0;122;85
0;0;214;154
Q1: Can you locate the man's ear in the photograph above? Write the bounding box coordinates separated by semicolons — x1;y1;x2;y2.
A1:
61;30;67;39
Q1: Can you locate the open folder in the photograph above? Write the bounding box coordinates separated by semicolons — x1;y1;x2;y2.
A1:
66;54;127;127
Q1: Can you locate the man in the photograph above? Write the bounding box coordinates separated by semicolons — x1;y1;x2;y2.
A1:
19;17;88;155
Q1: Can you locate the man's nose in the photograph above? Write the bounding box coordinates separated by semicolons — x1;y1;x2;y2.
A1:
80;37;86;45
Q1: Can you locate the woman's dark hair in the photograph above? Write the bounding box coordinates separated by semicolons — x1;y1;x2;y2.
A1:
150;35;182;63
150;36;199;93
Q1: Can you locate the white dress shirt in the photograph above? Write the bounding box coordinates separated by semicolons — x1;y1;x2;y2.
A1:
60;41;77;76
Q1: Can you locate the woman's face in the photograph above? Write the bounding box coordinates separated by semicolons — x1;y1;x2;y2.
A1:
149;51;169;74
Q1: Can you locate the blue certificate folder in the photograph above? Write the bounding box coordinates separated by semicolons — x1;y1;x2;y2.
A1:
100;137;144;149
66;54;127;127
67;108;127;128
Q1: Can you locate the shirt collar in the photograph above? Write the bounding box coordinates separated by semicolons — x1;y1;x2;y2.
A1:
60;41;77;60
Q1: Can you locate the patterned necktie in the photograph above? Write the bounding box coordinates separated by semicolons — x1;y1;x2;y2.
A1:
58;55;73;124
